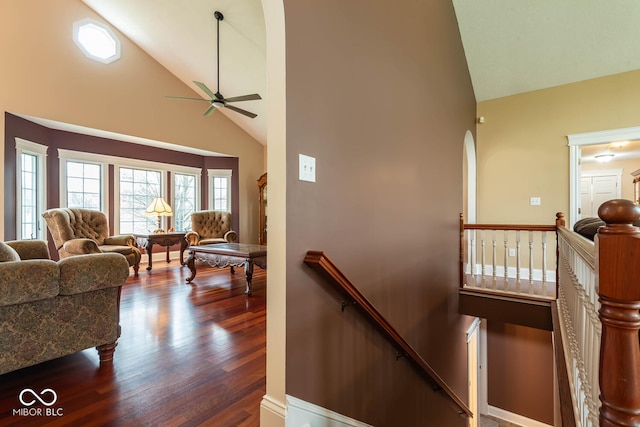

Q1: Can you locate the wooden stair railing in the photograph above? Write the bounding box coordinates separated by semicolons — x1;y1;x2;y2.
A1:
304;250;472;418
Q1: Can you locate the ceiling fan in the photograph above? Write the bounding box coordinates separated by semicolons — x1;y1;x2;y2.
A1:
166;11;261;119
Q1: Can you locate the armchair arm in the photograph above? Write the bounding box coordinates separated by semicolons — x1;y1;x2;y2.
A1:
0;259;59;306
223;230;238;243
104;234;136;247
185;231;201;246
58;253;130;295
63;238;101;255
6;239;50;260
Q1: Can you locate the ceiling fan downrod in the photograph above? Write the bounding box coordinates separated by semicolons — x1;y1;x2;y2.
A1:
214;11;223;97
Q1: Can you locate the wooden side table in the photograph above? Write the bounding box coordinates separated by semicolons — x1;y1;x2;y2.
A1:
134;232;188;271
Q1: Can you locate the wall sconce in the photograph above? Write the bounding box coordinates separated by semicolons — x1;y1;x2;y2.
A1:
145;197;173;233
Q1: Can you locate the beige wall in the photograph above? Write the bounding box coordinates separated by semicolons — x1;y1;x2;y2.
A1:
0;0;264;241
477;69;640;224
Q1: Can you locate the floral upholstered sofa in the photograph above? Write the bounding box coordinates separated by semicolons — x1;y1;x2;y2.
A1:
0;239;130;375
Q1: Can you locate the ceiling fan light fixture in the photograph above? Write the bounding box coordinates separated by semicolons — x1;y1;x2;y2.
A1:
166;10;261;119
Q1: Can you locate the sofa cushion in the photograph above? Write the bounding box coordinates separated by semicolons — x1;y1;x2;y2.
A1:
0;242;20;262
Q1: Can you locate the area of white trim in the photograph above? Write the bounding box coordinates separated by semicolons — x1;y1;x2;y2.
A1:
487;405;553;427
464;130;477;223
15;138;48;240
285;395;373;427
466;264;556;283
58;148;202;175
581;168;623;177
567;126;640;147
567;126;640;227
16;114;229;157
73;18;121;64
260;394;287;424
58;154;109;213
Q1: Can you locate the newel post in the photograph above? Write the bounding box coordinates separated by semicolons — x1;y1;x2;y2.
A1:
597;199;640;427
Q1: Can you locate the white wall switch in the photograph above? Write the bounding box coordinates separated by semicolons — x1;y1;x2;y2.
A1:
299;154;316;182
530;197;541;206
509;248;516;257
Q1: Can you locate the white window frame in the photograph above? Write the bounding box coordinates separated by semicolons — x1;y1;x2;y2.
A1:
58;149;108;213
208;169;232;212
172;171;201;232
110;156;200;234
16;138;47;240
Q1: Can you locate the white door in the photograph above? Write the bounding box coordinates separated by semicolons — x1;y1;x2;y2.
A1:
581;177;592;217
581;172;621;217
467;319;480;427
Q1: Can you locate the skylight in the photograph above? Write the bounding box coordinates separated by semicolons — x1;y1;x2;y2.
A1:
73;19;120;64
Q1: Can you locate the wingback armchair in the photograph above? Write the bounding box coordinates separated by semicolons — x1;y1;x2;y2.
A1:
42;208;141;277
185;210;237;246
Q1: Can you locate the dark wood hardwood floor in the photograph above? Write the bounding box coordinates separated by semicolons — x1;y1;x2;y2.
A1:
0;260;266;426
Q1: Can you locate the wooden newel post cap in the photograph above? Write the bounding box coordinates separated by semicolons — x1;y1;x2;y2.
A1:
598;199;640;234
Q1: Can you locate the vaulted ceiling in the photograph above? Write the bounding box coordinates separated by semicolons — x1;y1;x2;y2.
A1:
81;0;640;146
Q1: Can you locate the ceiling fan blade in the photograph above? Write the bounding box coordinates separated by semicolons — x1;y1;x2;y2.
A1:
193;81;217;100
166;96;211;102
224;104;257;119
203;104;217;116
223;94;262;103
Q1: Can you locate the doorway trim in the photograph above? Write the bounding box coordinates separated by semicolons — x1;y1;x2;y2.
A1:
464;130;477;224
567;125;640;227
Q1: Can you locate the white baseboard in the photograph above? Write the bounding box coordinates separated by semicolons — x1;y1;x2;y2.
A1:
487;405;553;427
261;394;286;427
467;264;556;283
285;395;372;427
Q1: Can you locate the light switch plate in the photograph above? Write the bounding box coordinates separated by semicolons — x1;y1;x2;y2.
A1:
299;154;316;182
530;197;541;206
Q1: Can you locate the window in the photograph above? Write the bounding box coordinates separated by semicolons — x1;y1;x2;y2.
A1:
73;19;121;64
118;167;162;233
16;139;47;240
173;173;198;232
64;161;103;210
208;169;232;211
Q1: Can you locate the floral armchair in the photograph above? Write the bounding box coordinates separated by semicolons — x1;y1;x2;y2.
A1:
0;239;130;375
42;208;141;277
185;210;237;246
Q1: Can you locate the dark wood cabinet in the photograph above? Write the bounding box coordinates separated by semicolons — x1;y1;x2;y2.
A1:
258;173;267;245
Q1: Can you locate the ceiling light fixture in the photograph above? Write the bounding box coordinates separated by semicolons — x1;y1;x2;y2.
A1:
609;140;629;149
595;154;615;163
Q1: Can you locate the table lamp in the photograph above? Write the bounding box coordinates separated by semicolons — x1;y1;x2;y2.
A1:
145;197;173;233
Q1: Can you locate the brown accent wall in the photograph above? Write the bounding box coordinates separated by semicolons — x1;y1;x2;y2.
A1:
487;322;554;425
5;113;239;252
283;1;476;425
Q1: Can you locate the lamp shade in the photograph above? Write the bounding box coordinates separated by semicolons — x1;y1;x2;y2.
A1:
145;197;173;216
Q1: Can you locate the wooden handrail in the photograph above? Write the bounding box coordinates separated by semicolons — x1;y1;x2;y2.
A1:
304;250;473;418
